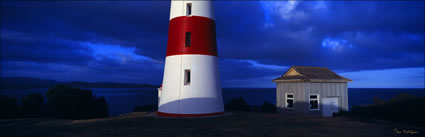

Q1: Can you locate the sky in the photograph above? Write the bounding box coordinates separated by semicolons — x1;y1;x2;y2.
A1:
1;1;424;88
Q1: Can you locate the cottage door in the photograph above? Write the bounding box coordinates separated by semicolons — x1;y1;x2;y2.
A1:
322;98;339;117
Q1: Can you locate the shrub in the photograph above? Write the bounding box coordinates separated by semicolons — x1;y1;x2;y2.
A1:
134;104;157;112
333;111;350;117
389;92;417;103
225;97;250;111
94;97;109;118
372;96;385;105
21;94;44;117
0;96;18;118
351;93;424;126
46;85;109;119
260;102;276;113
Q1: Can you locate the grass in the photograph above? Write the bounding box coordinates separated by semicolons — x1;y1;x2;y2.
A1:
1;112;424;137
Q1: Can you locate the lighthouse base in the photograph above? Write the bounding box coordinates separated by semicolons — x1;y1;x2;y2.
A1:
156;111;225;118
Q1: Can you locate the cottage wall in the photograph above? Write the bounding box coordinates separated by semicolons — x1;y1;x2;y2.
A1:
304;82;349;112
276;82;349;116
276;82;309;115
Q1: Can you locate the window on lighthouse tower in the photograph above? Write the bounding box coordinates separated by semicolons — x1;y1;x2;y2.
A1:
186;3;192;16
184;69;191;85
185;32;191;47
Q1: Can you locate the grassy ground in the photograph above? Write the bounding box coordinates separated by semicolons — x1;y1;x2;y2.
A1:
0;112;423;137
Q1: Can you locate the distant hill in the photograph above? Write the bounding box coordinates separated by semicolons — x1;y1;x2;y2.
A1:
0;77;159;89
65;81;159;88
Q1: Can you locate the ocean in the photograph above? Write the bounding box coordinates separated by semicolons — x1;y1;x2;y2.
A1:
1;88;424;116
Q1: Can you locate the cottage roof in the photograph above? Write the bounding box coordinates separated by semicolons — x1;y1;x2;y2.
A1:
273;66;352;83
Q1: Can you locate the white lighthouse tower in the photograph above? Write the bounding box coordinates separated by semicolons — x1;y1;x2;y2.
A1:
157;0;224;117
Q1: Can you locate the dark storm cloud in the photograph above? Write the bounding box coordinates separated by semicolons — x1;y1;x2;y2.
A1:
219;59;285;80
1;1;170;59
215;1;424;72
1;31;94;65
1;1;424;87
1;1;170;83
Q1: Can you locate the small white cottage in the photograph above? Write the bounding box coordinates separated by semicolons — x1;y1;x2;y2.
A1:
273;66;352;117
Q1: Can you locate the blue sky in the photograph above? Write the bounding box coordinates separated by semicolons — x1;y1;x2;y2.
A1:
1;1;424;88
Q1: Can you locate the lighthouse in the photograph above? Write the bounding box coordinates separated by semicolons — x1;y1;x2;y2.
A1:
157;0;224;117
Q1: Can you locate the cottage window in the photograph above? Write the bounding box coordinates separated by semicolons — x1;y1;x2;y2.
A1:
309;94;320;111
186;3;192;16
185;32;191;47
285;93;294;109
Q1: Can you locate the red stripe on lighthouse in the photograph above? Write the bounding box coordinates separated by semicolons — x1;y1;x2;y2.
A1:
166;16;218;56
